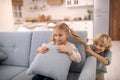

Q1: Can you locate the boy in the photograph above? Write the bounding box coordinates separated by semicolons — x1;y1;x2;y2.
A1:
85;34;112;80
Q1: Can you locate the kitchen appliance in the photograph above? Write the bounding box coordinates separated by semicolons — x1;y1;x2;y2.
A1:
93;0;110;37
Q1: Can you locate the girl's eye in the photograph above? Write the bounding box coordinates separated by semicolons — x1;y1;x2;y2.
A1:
59;34;62;37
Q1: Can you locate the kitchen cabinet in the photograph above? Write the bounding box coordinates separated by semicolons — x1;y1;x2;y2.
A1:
66;0;93;7
12;0;23;24
12;0;23;6
47;0;63;5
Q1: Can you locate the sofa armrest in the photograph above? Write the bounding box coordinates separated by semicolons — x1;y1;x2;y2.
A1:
78;56;96;80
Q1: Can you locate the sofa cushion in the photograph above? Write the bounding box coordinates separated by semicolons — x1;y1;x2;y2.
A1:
67;72;80;80
67;31;87;73
0;65;26;80
12;70;33;80
30;31;52;65
27;44;72;80
69;45;86;73
0;51;7;62
0;32;32;67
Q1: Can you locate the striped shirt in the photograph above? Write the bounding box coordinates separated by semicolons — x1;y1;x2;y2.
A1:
87;45;112;73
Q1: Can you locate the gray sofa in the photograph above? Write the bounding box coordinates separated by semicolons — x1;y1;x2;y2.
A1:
0;31;96;80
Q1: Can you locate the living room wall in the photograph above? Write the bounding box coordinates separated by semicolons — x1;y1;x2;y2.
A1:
0;0;15;32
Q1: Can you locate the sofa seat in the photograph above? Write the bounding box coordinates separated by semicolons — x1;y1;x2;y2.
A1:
67;72;80;80
12;70;79;80
12;70;33;80
0;65;26;80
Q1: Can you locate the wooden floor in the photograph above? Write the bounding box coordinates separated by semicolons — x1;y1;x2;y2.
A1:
105;41;120;80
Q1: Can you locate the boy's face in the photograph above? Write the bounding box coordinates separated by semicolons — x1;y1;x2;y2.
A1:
53;29;68;45
93;42;106;53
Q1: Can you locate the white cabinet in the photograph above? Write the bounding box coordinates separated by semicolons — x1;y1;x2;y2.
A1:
66;0;93;7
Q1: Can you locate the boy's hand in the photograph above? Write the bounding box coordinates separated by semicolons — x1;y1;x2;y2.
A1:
85;45;93;54
37;47;49;54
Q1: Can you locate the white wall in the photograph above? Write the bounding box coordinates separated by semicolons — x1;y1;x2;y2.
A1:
0;0;15;32
22;0;93;21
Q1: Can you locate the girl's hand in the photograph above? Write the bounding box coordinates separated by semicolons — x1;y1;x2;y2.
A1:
57;45;73;56
37;47;49;54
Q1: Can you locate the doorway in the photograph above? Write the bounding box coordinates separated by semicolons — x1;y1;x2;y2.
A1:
109;0;120;40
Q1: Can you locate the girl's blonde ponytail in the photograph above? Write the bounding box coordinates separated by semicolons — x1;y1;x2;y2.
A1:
69;29;87;47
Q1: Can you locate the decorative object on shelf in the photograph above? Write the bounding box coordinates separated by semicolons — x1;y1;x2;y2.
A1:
38;14;46;22
25;17;33;22
87;9;93;20
46;15;51;21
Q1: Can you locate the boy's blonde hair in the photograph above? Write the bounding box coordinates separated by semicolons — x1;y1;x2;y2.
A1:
50;22;87;46
93;34;112;50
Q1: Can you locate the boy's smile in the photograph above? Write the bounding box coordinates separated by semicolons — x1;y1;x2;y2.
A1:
93;42;106;53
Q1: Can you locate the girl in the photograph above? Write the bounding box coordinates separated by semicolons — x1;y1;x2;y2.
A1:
85;34;112;80
32;22;86;80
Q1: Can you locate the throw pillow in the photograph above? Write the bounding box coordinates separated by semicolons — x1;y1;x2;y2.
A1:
26;44;72;80
0;51;8;62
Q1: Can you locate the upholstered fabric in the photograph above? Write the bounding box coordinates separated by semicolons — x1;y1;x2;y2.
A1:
0;51;7;62
29;31;52;65
69;45;86;73
27;44;72;80
12;70;33;80
0;65;26;80
0;31;96;80
67;31;87;72
78;56;96;80
0;32;32;67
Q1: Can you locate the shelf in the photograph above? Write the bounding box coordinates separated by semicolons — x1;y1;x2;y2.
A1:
47;0;63;5
28;0;47;11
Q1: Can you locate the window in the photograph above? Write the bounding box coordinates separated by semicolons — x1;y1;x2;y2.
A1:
13;5;22;18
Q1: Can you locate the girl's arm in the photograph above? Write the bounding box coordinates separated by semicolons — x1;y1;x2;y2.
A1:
37;43;49;54
37;47;48;54
69;51;81;63
57;44;81;63
86;45;109;65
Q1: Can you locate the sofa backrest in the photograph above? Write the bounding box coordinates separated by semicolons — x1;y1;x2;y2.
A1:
0;32;32;67
68;31;87;73
29;31;52;65
30;31;87;73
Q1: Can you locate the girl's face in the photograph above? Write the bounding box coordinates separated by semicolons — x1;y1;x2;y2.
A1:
93;41;106;53
53;29;68;45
